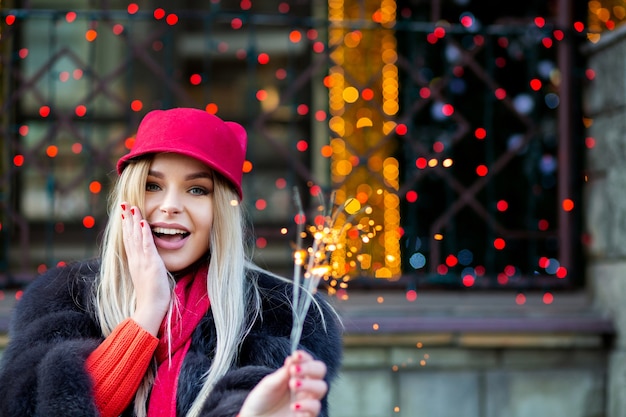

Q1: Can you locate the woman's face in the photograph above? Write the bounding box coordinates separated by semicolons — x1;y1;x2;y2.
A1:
144;153;214;272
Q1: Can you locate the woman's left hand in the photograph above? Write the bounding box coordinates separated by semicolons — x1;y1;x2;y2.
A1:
239;350;328;417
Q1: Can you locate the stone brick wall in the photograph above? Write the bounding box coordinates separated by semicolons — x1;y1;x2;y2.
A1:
584;24;626;417
329;291;611;417
330;346;606;417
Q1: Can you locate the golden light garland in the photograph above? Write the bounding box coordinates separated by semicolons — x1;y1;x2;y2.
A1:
328;0;401;280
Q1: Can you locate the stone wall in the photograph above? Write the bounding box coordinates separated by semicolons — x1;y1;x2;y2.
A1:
330;346;606;417
584;24;626;417
329;291;611;417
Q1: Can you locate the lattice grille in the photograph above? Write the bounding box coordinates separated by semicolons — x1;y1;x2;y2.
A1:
0;1;585;291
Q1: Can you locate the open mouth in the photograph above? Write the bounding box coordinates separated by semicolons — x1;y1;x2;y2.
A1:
152;227;190;242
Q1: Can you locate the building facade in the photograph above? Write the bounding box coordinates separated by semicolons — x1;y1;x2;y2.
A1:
0;1;623;416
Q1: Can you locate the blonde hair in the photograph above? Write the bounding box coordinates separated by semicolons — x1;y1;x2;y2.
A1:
95;156;257;417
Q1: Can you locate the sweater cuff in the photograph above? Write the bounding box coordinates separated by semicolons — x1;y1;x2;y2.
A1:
86;318;159;417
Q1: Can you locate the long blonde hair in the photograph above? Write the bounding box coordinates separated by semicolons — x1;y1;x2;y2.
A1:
95;157;256;417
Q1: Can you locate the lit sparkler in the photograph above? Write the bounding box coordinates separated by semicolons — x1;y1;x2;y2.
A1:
289;187;372;352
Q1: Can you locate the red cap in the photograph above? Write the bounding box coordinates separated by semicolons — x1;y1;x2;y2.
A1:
117;108;247;199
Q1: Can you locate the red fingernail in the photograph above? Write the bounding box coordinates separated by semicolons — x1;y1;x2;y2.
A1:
294;403;301;410
131;208;135;215
295;365;302;374
140;220;144;228
121;214;125;220
295;379;302;388
121;203;126;210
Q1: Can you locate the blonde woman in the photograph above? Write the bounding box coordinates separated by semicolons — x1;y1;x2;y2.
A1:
0;108;342;417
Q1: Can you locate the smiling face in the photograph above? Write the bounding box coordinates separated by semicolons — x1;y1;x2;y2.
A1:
144;153;214;272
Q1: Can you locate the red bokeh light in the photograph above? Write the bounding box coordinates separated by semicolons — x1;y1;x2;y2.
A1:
275;178;287;189
154;8;165;19
258;53;270;65
13;155;25;166
446;254;458;267
562;199;575;212
205;103;218;114
296;140;308;152
289;30;302;43
231;18;243;29
530;78;542;91
83;216;96;229
476;165;488;176
462;275;475;287
543;292;554;304
297;104;309;115
89;181;102;194
130;100;143;112
361;88;374;101
166;14;179;25
46;145;59;158
395;124;408;135
441;104;454;116
493;238;506;250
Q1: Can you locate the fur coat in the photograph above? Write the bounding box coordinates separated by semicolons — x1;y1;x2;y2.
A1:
0;260;342;417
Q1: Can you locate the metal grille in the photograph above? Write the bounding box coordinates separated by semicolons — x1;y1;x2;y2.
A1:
0;1;585;291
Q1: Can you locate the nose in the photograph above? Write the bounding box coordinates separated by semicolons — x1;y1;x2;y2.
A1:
160;190;182;215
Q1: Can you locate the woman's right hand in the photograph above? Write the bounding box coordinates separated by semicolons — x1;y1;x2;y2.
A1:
239;351;328;417
120;202;171;336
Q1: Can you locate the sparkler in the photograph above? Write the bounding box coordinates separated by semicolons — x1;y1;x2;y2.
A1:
289;187;371;353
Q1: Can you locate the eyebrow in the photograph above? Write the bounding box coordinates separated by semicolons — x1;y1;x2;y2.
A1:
148;170;213;181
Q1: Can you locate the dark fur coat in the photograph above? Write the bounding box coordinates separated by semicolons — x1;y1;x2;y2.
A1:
0;260;342;417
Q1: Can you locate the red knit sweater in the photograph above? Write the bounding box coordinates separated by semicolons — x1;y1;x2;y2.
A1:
85;318;158;417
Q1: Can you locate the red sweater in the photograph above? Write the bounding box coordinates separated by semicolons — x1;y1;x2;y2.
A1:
85;318;158;417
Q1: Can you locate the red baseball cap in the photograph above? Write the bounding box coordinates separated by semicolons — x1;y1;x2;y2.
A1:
117;108;247;199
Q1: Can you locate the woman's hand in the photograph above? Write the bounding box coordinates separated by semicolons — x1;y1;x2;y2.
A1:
120;202;171;336
239;351;329;417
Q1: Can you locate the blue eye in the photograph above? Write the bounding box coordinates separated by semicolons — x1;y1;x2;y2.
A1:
189;187;210;196
146;183;160;191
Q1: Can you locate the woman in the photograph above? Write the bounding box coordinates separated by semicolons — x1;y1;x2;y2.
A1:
0;108;342;417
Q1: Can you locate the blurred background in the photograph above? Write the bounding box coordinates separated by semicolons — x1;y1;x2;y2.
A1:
1;0;624;416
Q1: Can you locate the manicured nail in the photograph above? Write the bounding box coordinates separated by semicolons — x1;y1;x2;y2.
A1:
131;208;135;215
140;220;144;228
294;403;302;411
121;203;126;210
295;365;302;374
295;379;302;388
121;214;125;220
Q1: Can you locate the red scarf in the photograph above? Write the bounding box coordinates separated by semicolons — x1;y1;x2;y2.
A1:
148;265;210;417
